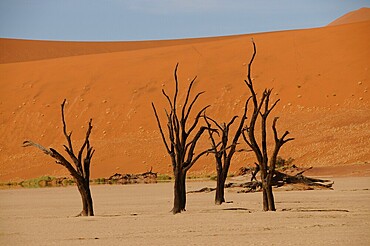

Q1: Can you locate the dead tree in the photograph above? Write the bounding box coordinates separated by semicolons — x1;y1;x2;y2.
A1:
23;99;95;216
204;100;249;205
152;63;213;214
242;40;294;211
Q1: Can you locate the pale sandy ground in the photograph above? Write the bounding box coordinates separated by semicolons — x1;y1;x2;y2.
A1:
1;177;369;245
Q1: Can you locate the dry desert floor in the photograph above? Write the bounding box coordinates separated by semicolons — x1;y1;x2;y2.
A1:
1;177;370;245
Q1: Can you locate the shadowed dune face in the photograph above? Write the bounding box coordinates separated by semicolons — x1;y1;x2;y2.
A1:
328;7;370;26
0;9;369;181
0;36;238;64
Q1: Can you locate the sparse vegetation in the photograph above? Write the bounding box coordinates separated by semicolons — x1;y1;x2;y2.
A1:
20;176;55;188
19;176;75;188
157;174;172;181
209;175;217;181
0;176;76;189
93;178;107;185
0;181;19;188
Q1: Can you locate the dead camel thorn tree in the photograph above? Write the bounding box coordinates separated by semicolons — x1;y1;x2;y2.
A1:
203;98;250;205
242;40;294;211
23;99;95;216
152;63;215;214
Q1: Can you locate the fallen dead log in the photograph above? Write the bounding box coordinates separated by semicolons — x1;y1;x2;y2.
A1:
272;169;333;189
188;166;333;193
187;187;216;193
108;168;157;184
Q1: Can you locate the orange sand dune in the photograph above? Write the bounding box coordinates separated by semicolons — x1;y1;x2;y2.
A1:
328;7;370;26
0;10;369;181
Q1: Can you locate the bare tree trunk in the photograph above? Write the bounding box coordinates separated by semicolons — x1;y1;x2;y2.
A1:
173;169;186;214
84;180;94;216
266;185;275;211
180;171;187;211
77;182;88;216
262;191;268;211
76;180;94;216
261;175;269;211
259;171;277;211
215;170;226;205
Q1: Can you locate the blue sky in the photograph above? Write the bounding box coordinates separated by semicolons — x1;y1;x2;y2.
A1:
0;0;369;41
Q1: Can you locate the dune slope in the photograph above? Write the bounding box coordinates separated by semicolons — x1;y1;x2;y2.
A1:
328;7;370;26
0;12;369;181
0;36;237;64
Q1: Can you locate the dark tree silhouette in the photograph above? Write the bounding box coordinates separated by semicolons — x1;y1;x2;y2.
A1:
203;99;249;205
23;99;95;216
242;40;294;211
152;63;213;214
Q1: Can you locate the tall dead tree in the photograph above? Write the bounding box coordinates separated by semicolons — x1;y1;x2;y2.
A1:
204;100;249;205
242;40;294;211
23;99;95;216
152;63;213;214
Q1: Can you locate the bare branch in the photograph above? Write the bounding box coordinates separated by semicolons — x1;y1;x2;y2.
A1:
284;137;295;144
261;90;280;118
184;148;211;172
161;89;173;110
242;42;266;165
78;119;93;163
272;117;280;142
203;114;221;153
75;118;94;177
185;126;213;169
173;63;179;112
206;142;222;156
247;38;257;84
268;99;280;115
272;117;295;146
204;115;223;131
231;97;251;146
61;99;74;155
22;140;52;155
184;91;206;123
204;114;222;131
151;103;171;154
49;148;83;182
181;76;197;123
186;105;210;135
60;99;81;171
226;116;239;129
23;140;82;181
241;129;253;149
